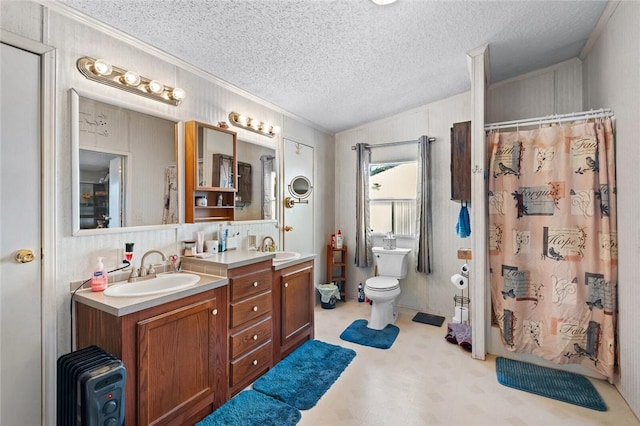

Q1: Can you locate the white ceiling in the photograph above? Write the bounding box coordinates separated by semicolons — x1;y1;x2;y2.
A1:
58;0;608;133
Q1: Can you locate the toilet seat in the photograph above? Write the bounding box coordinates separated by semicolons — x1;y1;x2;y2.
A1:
365;276;399;292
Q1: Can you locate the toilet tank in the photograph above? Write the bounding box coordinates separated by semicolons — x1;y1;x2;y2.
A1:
372;247;412;278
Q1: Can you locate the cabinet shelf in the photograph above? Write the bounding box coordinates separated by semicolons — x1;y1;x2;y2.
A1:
326;245;347;300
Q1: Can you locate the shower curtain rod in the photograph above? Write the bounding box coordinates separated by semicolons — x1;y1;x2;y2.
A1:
484;108;613;131
350;137;436;150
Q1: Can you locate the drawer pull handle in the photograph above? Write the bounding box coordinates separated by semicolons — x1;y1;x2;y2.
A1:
284;282;289;288
253;334;258;340
252;360;258;366
253;281;258;287
253;306;258;312
211;309;218;316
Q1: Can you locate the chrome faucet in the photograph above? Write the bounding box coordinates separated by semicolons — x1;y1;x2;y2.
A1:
129;250;167;282
261;236;276;252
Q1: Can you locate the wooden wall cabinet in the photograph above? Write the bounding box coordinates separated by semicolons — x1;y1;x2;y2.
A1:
75;287;227;426
227;260;273;397
185;121;237;222
450;120;471;201
272;260;315;362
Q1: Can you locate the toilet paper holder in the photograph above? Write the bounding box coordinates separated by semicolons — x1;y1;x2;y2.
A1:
450;264;470;323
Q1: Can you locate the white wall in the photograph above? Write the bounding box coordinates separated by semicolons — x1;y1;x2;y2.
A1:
0;1;334;355
335;92;471;315
582;1;640;416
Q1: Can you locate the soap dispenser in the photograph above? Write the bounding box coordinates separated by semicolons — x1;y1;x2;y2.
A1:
91;257;108;292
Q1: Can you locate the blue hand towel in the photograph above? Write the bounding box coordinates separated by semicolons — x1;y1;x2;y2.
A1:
456;203;471;238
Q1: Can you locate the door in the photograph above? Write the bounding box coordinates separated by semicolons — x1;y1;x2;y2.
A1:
283;139;314;253
0;42;42;425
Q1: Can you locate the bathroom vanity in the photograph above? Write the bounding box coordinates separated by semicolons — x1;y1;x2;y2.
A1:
74;250;315;425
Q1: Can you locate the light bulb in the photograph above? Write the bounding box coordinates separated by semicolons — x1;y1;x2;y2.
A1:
122;71;141;86
147;80;164;94
93;59;112;76
271;125;281;134
170;87;185;101
237;115;247;126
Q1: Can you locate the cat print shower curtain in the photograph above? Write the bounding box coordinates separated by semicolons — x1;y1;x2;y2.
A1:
488;117;617;380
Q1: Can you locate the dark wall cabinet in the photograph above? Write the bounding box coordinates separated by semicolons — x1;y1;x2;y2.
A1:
450;121;471;201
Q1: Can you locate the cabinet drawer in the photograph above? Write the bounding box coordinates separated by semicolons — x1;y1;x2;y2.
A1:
230;270;272;302
230;341;272;387
230;292;272;328
230;316;272;359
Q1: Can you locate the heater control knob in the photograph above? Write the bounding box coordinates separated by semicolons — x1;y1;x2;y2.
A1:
103;400;117;414
104;418;118;426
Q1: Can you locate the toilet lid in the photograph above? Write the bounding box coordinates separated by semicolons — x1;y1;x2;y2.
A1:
366;276;399;291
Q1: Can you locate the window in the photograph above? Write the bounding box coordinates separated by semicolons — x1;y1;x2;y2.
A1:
369;161;417;236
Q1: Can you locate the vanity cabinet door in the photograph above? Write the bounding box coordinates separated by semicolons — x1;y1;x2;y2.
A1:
137;297;219;426
75;287;228;426
273;260;315;362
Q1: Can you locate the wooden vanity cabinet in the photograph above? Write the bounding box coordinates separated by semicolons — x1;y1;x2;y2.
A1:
75;287;227;426
227;260;273;397
272;260;315;363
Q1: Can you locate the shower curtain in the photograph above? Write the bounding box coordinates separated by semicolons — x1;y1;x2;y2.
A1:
261;155;275;220
162;165;178;224
488;117;617;380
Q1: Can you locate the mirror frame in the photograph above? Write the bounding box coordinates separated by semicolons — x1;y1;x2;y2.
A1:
288;175;312;199
70;88;182;236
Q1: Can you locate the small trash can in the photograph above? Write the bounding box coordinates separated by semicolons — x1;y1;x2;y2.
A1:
317;284;340;309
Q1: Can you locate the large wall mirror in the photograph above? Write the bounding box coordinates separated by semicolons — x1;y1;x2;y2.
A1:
71;89;179;235
235;139;278;221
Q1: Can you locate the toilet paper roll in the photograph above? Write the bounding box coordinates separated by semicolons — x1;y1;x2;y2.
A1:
450;273;469;290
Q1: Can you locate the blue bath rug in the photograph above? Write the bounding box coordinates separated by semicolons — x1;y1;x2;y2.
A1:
195;390;300;425
252;340;355;410
496;357;606;411
339;319;400;349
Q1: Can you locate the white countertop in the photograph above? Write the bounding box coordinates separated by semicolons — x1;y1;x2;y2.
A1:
183;249;317;270
73;251;318;317
73;272;228;317
185;249;275;268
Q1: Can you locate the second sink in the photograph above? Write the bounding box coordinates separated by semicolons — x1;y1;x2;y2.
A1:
272;251;301;265
103;273;200;297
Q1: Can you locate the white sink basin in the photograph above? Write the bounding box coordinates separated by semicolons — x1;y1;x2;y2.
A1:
272;251;301;265
103;273;200;297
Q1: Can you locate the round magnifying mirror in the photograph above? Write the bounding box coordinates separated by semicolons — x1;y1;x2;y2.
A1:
288;175;312;199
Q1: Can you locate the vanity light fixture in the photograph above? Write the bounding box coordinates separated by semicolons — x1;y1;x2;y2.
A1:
228;111;278;138
77;57;186;106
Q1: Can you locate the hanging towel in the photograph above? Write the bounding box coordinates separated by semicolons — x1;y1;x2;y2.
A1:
456;202;471;238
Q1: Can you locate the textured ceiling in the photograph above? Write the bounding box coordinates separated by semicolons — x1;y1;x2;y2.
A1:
58;0;607;133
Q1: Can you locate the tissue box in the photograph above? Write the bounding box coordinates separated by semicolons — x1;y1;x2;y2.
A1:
383;238;396;250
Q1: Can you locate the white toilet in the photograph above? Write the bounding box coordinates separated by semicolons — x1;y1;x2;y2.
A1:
364;247;412;330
